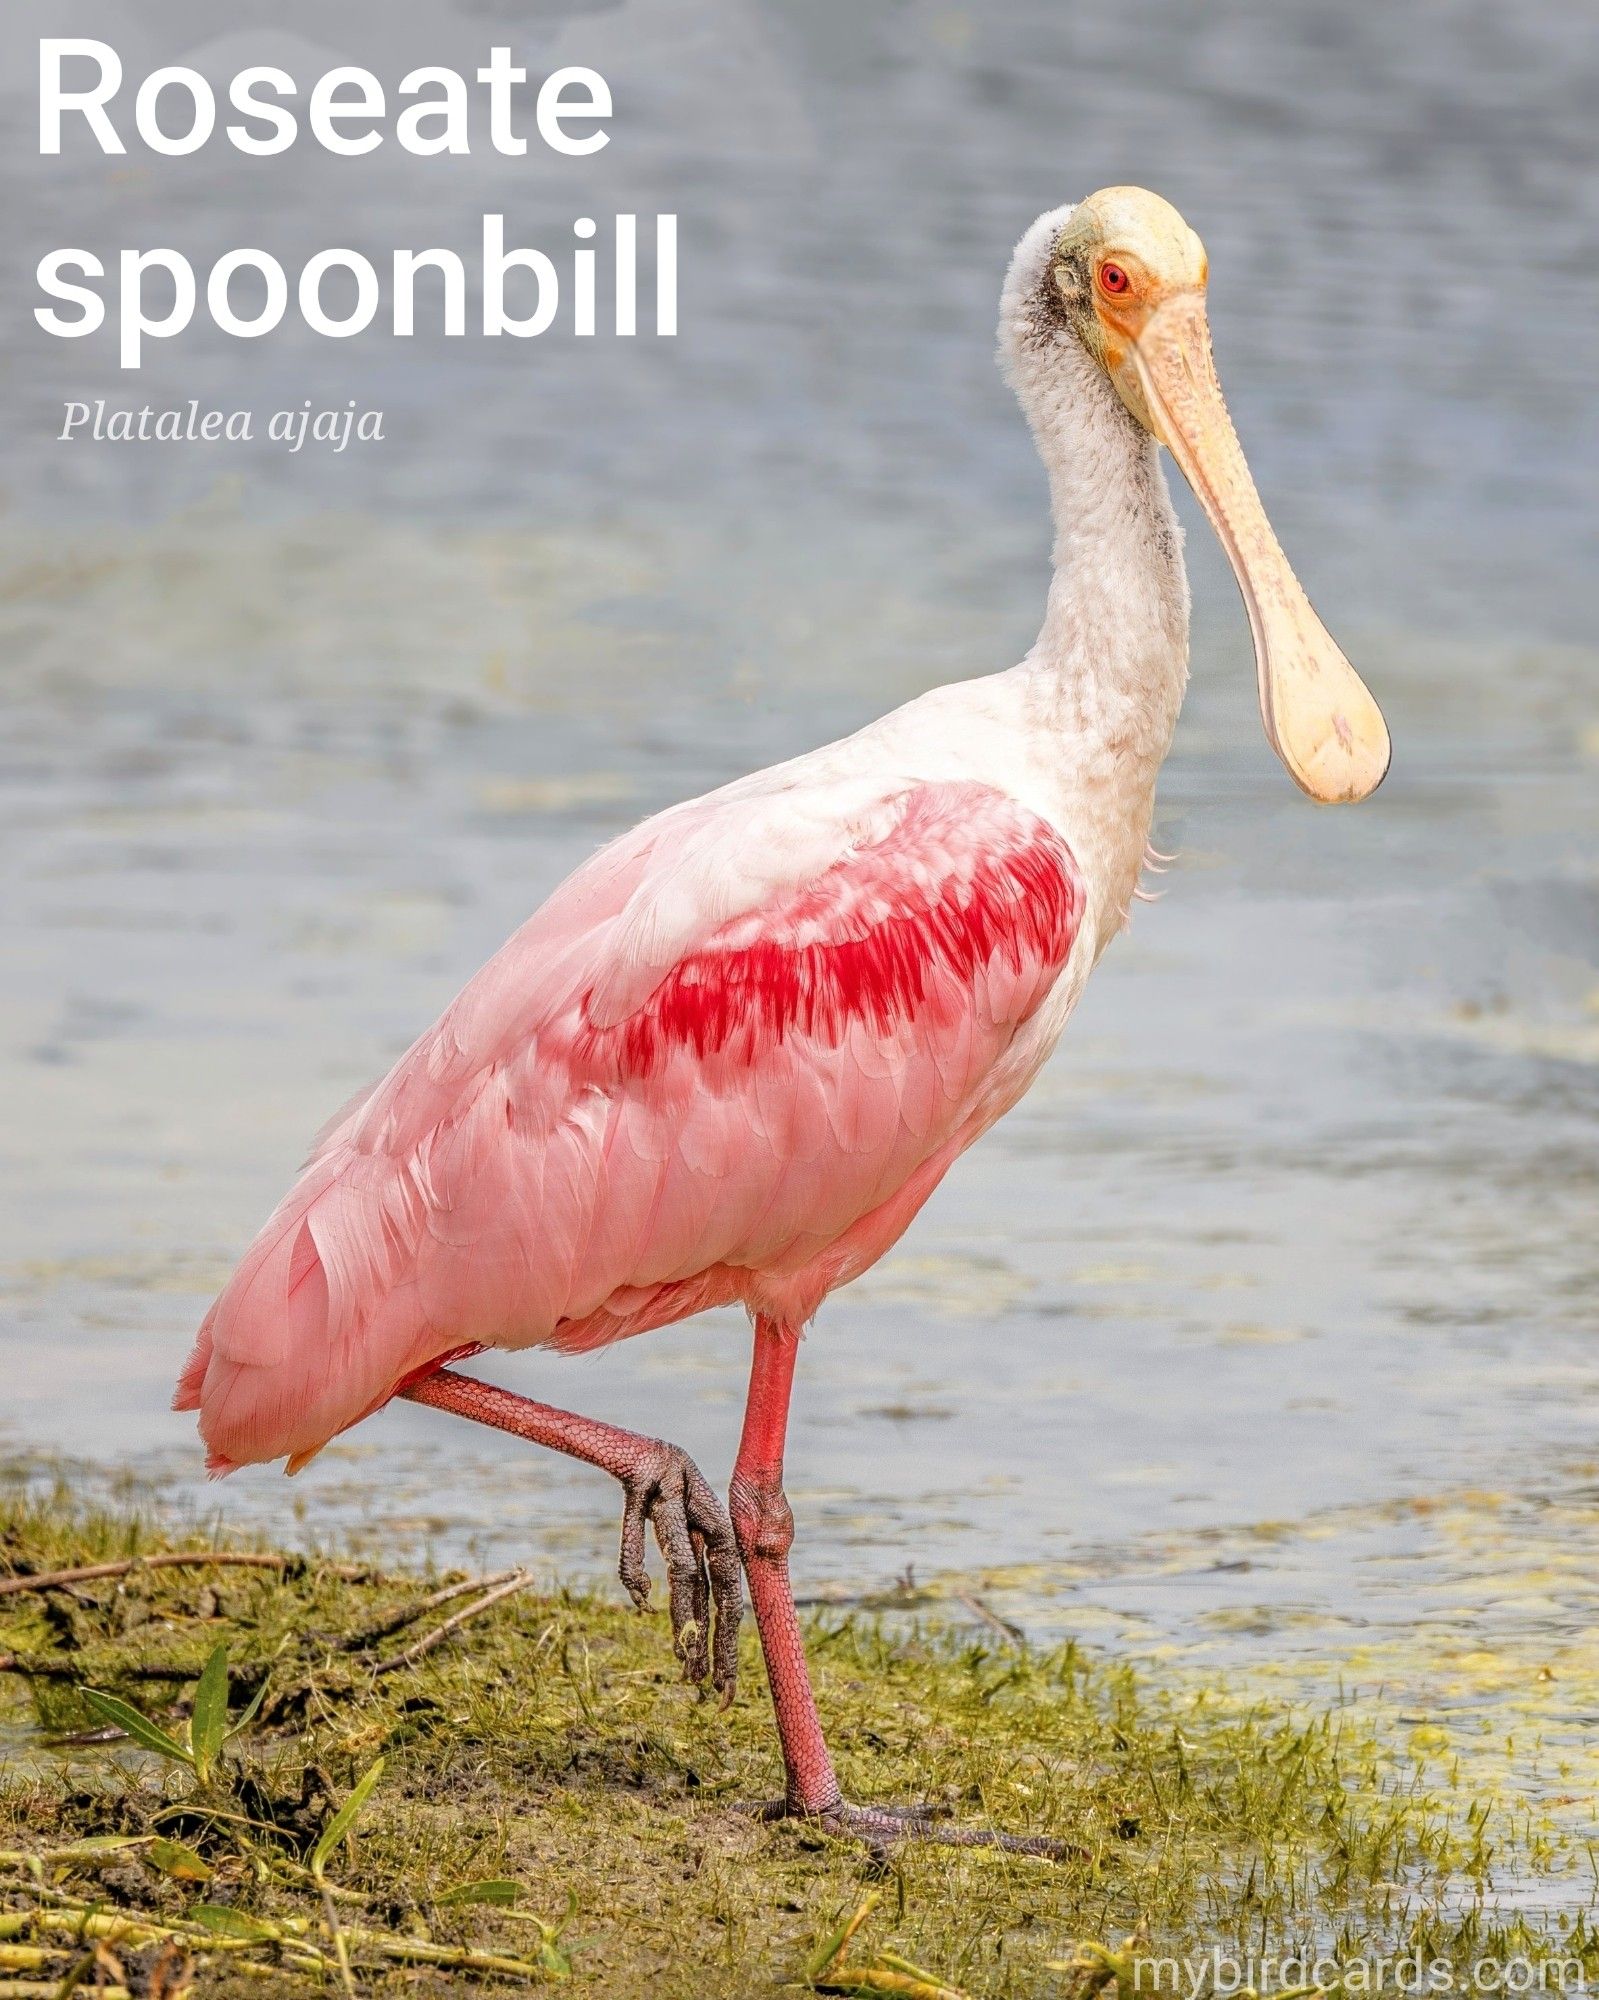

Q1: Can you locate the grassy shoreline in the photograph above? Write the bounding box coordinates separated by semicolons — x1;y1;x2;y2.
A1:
0;1492;1591;1996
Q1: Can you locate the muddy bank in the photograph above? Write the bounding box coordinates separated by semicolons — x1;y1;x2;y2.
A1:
0;1495;1593;1996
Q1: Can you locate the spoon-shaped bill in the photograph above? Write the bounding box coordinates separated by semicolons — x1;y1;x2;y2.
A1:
1130;294;1390;804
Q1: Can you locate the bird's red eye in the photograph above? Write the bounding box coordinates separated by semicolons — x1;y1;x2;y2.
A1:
1098;261;1131;297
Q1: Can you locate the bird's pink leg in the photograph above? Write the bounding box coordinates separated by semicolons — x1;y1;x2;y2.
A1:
400;1367;742;1698
730;1319;1069;1858
728;1318;842;1815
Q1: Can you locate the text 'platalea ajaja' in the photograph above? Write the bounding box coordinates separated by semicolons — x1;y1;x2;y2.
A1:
177;188;1388;1854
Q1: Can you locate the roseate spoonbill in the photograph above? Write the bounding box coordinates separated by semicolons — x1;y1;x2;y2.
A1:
177;188;1389;1853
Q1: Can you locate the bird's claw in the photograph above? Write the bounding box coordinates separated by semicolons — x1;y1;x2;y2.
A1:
617;1441;743;1701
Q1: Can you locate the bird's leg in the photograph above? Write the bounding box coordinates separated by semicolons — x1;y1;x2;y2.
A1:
400;1366;742;1700
730;1319;1069;1860
728;1319;843;1816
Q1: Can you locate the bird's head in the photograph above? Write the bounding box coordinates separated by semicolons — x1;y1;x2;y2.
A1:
1039;186;1389;805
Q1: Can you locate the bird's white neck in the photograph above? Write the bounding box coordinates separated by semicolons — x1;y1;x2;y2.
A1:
996;205;1193;942
1026;385;1188;729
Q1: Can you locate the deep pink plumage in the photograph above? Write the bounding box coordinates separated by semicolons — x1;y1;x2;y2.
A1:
175;779;1084;1475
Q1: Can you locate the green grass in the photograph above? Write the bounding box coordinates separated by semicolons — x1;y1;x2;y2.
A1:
0;1490;1591;1996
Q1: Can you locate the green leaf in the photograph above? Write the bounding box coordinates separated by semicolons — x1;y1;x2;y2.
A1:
309;1754;385;1881
804;1918;856;1982
225;1673;270;1742
188;1641;230;1782
436;1877;523;1907
78;1687;194;1767
147;1836;212;1883
191;1905;280;1942
878;1951;953;1986
537;1935;574;1978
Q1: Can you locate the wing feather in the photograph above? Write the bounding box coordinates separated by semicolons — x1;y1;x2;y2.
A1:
177;779;1083;1471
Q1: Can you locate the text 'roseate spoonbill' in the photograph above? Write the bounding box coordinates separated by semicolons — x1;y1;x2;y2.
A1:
178;188;1389;1854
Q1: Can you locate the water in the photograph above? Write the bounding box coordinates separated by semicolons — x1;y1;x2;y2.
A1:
2;0;1597;1846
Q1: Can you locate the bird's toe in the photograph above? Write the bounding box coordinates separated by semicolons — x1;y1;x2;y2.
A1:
617;1441;743;1697
744;1796;1073;1862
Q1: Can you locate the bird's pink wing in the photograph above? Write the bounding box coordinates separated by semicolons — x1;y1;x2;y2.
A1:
176;779;1083;1473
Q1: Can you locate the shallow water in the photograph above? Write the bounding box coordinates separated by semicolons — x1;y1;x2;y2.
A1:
2;0;1597;1879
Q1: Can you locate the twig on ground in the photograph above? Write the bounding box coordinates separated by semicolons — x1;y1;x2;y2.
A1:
4;1564;536;1751
336;1569;523;1653
0;1948;58;1972
819;1972;966;1998
0;1839;154;1869
0;1983;131;1999
0;1894;556;1989
374;1571;534;1674
340;1927;554;1978
0;1657;221;1685
0;1554;374;1599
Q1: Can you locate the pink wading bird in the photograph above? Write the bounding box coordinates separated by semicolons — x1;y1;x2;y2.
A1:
178;189;1389;1854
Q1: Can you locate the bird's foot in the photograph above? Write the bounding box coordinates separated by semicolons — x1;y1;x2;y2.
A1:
617;1440;743;1702
746;1797;1073;1861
